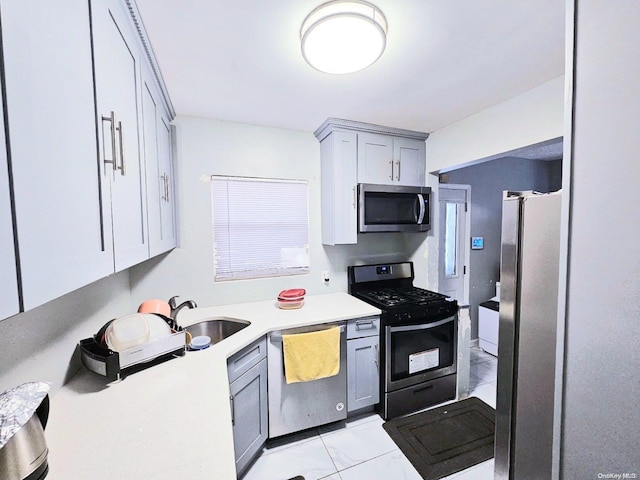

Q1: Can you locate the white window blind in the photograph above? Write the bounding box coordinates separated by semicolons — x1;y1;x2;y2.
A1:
211;176;309;281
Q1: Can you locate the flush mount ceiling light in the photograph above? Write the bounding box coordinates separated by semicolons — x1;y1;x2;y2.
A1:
300;0;388;75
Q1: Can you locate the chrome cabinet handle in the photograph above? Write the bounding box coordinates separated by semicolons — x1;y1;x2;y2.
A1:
101;111;117;172
116;121;125;176
230;394;235;426
161;174;169;202
352;185;356;209
396;160;401;181
389;160;394;180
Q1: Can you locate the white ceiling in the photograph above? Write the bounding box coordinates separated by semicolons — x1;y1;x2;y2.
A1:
135;0;565;137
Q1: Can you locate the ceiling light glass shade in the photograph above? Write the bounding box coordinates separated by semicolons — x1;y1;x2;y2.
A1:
301;0;387;74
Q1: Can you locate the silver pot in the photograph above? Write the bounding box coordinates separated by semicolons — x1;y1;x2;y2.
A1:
0;395;49;480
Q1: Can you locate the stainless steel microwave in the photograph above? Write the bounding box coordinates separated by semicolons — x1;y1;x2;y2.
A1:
358;183;431;233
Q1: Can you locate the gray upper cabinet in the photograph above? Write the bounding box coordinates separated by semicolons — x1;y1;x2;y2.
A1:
91;0;149;272
393;137;427;186
315;118;428;245
1;0;114;310
358;133;426;186
357;133;393;184
319;130;358;245
0;0;175;312
0;90;19;320
141;67;177;256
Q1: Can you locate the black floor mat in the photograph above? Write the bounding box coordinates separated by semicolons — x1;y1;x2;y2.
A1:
382;397;495;480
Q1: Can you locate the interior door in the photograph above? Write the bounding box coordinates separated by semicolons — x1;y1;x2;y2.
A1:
438;185;469;302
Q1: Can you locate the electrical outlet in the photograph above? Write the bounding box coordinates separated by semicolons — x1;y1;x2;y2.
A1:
322;271;330;283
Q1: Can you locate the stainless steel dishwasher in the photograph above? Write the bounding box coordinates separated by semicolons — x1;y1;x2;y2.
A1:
267;322;347;438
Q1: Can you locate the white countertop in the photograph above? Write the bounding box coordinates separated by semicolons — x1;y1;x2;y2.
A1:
45;293;380;480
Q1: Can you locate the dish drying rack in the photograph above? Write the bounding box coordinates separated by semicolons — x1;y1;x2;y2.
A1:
79;323;186;381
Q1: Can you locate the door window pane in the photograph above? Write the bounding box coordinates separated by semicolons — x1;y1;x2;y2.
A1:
444;202;458;277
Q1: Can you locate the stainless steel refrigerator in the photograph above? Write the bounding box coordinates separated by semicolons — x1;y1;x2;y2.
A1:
495;190;562;480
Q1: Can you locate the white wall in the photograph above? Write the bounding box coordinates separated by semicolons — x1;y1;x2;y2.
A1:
418;76;566;299
426;76;565;173
560;1;640;475
130;116;408;308
0;271;133;395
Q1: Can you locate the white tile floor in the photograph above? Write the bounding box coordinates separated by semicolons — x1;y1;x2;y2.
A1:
243;346;498;480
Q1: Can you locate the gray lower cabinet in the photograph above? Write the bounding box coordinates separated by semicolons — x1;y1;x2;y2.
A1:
346;317;380;412
227;338;268;477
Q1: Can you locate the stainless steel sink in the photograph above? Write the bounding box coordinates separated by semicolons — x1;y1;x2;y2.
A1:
184;317;250;346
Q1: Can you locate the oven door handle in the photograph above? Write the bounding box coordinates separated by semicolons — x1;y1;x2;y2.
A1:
388;317;453;333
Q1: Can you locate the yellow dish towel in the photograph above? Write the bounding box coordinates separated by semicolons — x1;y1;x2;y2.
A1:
283;327;340;384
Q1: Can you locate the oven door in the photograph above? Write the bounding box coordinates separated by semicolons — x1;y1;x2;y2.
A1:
385;315;457;392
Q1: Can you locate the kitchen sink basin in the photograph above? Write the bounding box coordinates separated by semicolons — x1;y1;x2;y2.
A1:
184;317;250;346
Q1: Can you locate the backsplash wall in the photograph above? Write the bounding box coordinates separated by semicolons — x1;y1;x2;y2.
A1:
0;270;133;394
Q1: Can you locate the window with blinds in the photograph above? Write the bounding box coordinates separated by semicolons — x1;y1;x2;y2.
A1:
211;176;310;281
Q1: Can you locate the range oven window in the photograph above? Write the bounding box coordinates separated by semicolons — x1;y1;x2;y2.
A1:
388;319;455;382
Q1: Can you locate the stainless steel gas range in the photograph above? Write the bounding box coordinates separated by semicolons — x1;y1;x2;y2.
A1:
348;261;459;419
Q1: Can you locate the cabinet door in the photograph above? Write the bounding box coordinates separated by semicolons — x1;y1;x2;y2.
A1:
320;131;358;245
141;80;161;255
347;336;380;412
1;0;113;310
0;91;19;319
92;0;148;271
357;132;394;185
393;137;425;186
141;76;176;256
230;358;268;477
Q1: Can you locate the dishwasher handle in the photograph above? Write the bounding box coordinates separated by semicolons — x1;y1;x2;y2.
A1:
269;325;345;342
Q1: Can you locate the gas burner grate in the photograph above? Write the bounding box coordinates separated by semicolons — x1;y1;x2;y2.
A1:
358;287;444;308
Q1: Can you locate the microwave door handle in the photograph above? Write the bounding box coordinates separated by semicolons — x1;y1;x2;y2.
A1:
416;194;426;224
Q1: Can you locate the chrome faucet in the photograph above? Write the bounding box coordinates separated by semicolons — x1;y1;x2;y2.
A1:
168;296;197;320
